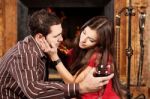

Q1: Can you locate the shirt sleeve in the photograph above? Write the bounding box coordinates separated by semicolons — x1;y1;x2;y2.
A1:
9;54;79;99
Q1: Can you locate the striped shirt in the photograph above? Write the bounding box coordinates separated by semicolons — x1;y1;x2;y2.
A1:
0;35;79;99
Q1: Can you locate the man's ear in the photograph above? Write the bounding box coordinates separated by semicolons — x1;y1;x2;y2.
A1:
34;33;43;45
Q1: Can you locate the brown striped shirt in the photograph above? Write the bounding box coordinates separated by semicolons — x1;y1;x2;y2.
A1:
0;35;79;99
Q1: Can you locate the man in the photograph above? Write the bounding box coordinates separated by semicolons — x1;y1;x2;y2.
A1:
0;9;114;99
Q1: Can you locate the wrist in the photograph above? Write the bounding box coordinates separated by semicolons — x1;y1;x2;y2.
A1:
52;58;61;67
50;54;59;61
79;82;87;94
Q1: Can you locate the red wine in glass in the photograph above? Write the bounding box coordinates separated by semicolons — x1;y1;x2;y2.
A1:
93;64;112;77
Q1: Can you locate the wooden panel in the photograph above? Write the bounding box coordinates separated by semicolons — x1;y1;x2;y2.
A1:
129;0;139;85
4;0;17;53
0;0;4;57
114;0;127;82
130;0;148;85
131;86;148;99
143;0;150;90
114;0;149;97
114;0;148;85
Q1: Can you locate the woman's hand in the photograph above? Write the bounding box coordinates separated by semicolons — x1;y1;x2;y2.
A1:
39;37;59;60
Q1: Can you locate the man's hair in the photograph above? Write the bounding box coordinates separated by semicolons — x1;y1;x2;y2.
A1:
28;9;61;36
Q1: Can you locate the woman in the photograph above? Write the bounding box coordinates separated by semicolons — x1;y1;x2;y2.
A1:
43;16;126;99
59;16;126;99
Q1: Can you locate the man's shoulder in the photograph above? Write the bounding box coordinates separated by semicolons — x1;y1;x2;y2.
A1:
12;40;39;58
5;35;43;59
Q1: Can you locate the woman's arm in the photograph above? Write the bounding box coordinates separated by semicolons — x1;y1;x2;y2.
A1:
53;54;93;84
56;52;98;83
74;52;98;83
55;59;76;83
74;66;92;83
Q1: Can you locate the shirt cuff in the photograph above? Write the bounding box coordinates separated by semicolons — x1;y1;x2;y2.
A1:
64;83;79;98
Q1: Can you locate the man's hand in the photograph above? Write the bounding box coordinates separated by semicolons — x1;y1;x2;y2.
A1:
79;68;114;94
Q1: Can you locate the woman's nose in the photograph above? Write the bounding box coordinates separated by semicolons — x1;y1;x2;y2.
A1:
82;37;87;43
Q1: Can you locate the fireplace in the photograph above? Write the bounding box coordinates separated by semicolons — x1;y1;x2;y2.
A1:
17;0;114;81
18;0;114;40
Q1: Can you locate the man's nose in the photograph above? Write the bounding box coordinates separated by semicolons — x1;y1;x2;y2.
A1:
59;35;63;42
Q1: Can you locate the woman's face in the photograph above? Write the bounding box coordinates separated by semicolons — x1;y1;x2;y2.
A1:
79;26;98;49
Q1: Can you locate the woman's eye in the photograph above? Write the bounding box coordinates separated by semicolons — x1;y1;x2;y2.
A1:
89;39;96;43
90;40;95;43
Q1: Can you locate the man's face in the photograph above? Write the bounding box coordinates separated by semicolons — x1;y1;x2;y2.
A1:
46;24;63;48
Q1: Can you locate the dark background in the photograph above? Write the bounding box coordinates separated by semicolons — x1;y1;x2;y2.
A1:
17;0;114;40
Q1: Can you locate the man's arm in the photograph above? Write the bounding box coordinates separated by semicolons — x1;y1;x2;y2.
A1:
9;54;79;98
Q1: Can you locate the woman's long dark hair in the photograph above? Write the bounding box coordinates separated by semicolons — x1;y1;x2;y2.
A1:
70;16;126;98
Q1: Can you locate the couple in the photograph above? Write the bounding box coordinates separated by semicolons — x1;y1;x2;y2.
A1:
0;9;126;99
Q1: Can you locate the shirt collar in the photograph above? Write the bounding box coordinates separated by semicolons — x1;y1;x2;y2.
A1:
24;35;46;58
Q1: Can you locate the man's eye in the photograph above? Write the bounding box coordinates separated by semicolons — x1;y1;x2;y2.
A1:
54;36;57;38
54;33;62;38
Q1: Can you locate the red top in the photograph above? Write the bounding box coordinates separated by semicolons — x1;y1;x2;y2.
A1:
81;52;120;99
66;51;120;99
